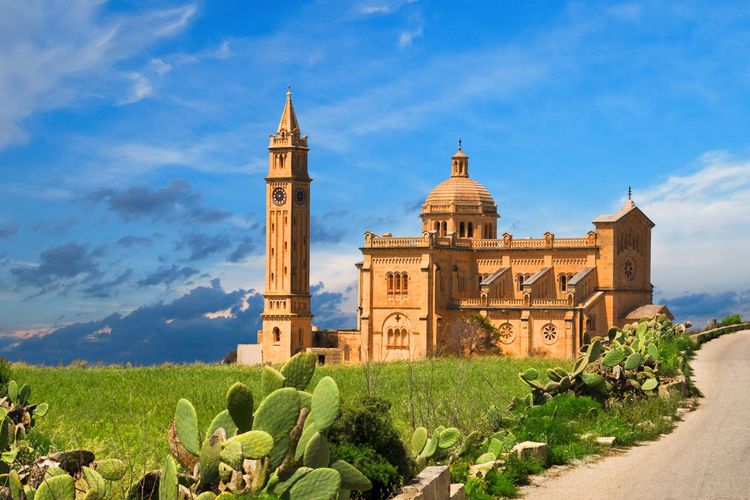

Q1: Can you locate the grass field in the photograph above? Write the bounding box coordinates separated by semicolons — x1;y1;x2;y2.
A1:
14;356;569;481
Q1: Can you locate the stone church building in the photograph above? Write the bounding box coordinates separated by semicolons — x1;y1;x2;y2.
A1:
237;91;672;365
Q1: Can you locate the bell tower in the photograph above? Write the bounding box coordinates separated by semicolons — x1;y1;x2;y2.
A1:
261;87;313;364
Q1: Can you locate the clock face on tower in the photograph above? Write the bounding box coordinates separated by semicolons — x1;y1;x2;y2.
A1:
272;187;287;206
295;189;306;205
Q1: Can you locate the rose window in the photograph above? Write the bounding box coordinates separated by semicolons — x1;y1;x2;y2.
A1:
624;258;635;281
498;323;515;344
542;324;558;345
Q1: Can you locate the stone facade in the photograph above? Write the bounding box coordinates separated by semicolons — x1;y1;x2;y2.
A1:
238;91;670;366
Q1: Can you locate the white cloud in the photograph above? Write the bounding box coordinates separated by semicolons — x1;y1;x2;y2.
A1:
639;151;750;295
398;26;423;48
120;72;153;105
0;1;198;150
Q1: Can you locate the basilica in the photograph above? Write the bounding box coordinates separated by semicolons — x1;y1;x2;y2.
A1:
237;90;672;365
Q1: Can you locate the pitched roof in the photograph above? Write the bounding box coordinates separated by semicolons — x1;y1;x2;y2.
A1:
625;304;674;321
277;88;299;134
593;200;655;227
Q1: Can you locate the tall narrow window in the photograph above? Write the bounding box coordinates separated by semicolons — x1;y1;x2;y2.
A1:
434;221;440;232
559;274;567;292
273;327;281;344
517;274;524;292
387;273;394;292
441;221;447;235
468;222;474;238
459;222;466;237
394;273;401;292
401;273;408;293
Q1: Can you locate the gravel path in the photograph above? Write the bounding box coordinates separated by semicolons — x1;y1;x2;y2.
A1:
520;330;750;500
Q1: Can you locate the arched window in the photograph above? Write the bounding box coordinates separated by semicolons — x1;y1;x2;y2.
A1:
401;328;408;347
273;327;281;344
516;274;524;292
401;272;408;292
559;274;568;292
387;328;393;346
387;273;394;292
441;221;447;235
467;222;474;238
394;273;401;292
459;222;466;237
434;221;440;232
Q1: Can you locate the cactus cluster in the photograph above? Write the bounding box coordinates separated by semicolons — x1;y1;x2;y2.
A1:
513;316;677;407
0;380;127;499
135;352;371;499
410;425;462;468
473;429;516;465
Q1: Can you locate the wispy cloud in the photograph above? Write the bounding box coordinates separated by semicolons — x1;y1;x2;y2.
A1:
639;151;750;295
0;1;197;150
398;26;423;48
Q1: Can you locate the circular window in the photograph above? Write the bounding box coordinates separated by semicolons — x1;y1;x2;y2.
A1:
542;324;558;345
498;323;515;344
624;257;636;281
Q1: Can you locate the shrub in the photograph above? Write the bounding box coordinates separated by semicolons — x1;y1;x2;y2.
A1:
719;314;743;327
0;358;11;397
328;396;414;497
330;442;401;499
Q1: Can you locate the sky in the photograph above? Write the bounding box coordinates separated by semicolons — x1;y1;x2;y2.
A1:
1;0;749;364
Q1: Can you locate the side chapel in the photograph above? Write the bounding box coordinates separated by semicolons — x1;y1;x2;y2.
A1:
237;90;672;365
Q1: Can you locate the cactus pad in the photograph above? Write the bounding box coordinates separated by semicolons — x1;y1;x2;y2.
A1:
642;378;658;391
92;459;127;481
207;409;238;439
331;460;372;491
603;348;626;368
624;352;644;370
273;467;312;497
224;429;274;460
198;428;226;488
261;366;286;395
475;452;496;464
174;398;201;455
288;467;341;500
311;377;340;432
253;387;300;442
298;390;312;410
226;382;254;433
82;466;106;496
159;455;178;500
411;427;428;455
296;417;318;461
196;493;218;500
437;427;460;449
303;432;330;469
7;381;17;403
35;473;75;500
281;352;317;390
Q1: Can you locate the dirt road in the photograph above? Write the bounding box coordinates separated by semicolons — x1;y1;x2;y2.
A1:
521;330;750;500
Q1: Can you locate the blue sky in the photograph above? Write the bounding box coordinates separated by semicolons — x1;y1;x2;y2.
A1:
1;1;749;363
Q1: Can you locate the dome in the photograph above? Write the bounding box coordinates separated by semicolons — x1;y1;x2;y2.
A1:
425;176;496;211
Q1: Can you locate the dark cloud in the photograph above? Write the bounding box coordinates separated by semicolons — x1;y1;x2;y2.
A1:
660;290;750;327
310;282;356;329
403;198;424;213
81;269;133;298
175;232;232;261
10;242;98;288
31;218;77;236
0;281;263;365
0;224;19;239
87;180;229;224
138;265;200;287
227;237;257;262
116;235;153;248
310;216;347;244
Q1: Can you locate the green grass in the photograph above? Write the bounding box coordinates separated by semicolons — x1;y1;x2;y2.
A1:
14;356;568;478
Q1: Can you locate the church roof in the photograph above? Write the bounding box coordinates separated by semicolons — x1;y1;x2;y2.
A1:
425;176;496;209
424;143;497;212
594;199;655;227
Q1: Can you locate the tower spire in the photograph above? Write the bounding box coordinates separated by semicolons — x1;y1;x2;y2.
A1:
277;85;299;136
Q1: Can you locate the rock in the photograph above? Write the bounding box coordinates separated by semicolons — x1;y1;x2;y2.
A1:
595;436;616;446
450;483;467;500
659;376;688;398
394;465;451;500
469;459;503;479
511;441;548;464
580;432;594;440
675;407;690;418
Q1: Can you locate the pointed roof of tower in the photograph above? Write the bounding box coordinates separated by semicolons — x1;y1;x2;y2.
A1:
277;85;299;134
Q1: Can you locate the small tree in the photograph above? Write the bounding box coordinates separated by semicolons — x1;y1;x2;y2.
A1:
719;314;743;327
443;315;502;356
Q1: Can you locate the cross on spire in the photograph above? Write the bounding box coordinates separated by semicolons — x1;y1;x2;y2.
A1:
458;138;462;151
628;185;632;200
